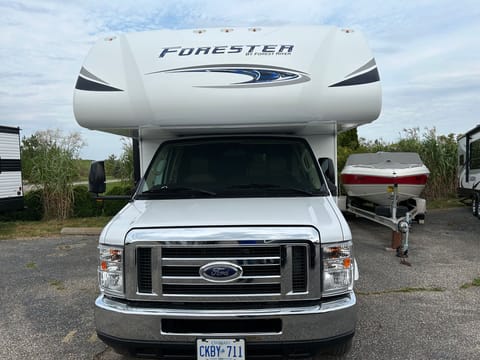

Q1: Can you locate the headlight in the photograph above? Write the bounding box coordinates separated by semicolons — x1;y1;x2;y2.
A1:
322;241;354;296
98;245;124;297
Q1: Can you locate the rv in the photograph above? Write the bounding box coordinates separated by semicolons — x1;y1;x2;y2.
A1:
74;26;381;358
0;126;23;212
458;125;480;218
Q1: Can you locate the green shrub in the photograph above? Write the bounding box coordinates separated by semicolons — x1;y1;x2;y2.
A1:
101;185;133;216
22;189;44;220
72;185;100;218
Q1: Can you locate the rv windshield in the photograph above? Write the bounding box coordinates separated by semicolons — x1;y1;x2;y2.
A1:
137;137;327;199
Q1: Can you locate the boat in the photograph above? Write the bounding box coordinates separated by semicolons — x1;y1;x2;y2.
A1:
341;152;430;206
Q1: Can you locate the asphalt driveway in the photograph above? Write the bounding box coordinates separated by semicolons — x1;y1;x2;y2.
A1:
0;207;478;359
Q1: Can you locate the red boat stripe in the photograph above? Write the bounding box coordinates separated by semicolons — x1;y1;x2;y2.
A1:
341;174;429;185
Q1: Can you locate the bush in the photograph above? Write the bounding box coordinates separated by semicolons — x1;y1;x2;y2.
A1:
0;189;43;221
101;185;133;216
22;189;44;220
71;185;133;218
72;185;100;218
21;130;84;220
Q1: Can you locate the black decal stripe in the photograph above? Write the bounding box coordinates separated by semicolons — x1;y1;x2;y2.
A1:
0;126;20;134
75;76;123;92
329;67;380;87
0;159;21;172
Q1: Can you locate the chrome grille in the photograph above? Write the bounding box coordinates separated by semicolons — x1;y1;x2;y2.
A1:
160;245;282;296
124;227;321;302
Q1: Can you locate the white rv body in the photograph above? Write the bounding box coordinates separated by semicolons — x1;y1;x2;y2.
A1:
457;125;480;217
74;26;381;358
74;26;380;142
0;126;23;212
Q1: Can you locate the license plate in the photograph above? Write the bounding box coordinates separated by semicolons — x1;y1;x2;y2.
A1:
197;339;245;360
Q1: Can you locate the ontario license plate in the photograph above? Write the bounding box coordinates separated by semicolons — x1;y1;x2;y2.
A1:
197;339;245;360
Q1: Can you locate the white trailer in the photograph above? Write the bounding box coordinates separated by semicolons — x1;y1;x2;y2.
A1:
0;126;23;212
74;26;381;358
458;124;480;218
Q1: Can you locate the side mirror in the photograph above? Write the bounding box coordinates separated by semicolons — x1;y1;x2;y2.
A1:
89;161;106;194
318;157;337;196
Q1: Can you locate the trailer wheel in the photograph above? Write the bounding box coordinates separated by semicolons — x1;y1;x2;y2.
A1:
473;193;479;217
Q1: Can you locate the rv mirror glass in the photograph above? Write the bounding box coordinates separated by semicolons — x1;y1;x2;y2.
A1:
89;161;106;194
318;157;337;196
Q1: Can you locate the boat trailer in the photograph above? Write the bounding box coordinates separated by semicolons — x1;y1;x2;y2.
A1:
339;184;427;266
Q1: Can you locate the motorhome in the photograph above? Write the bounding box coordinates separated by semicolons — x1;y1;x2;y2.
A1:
74;26;382;359
0;126;23;212
458;125;480;217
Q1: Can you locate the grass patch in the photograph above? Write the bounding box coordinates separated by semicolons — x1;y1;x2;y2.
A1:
26;261;37;269
460;277;480;289
357;286;445;296
0;216;112;240
427;197;464;209
105;180;129;193
49;279;65;290
76;159;92;181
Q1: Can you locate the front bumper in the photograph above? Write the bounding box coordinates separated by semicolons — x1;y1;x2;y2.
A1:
95;292;356;357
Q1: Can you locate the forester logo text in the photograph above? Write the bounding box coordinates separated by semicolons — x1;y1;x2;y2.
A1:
159;45;294;58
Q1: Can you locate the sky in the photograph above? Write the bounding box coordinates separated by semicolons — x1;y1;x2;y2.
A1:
1;0;479;159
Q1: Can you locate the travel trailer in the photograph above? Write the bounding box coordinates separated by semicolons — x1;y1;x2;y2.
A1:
458;125;480;218
0;126;23;212
74;26;381;358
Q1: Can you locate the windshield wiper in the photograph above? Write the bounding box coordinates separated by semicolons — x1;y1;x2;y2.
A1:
142;185;216;196
228;183;279;189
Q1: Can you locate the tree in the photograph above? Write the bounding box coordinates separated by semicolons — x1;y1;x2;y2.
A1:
21;129;84;220
338;128;359;149
337;128;360;175
118;137;134;185
104;154;121;178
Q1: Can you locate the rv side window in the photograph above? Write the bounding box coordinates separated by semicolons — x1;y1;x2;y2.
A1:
470;140;480;170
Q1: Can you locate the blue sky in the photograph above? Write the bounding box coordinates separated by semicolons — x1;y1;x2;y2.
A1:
1;0;479;159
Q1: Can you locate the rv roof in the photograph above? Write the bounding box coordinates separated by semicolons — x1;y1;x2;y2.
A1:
73;26;382;138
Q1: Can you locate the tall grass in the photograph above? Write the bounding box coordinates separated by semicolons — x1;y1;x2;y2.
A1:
341;127;458;200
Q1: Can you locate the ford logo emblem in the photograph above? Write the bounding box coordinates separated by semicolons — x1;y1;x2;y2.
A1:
199;262;243;282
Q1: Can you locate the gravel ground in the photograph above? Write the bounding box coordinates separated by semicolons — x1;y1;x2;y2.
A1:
0;207;478;360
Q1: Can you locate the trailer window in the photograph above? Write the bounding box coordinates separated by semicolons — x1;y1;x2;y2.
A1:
470;140;480;169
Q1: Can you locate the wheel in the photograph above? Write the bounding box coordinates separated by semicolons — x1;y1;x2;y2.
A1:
473;193;479;217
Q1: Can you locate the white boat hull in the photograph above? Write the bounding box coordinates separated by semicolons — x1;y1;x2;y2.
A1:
341;152;430;206
342;183;427;206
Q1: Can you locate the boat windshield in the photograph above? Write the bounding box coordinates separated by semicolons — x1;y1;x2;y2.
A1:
137;137;328;199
